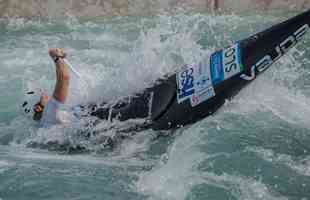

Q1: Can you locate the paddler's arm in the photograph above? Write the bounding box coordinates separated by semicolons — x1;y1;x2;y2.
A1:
48;48;70;103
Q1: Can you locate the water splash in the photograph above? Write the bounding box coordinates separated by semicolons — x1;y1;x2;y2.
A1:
1;11;310;200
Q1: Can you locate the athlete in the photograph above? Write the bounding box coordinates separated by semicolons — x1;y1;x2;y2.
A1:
33;48;72;127
30;9;310;131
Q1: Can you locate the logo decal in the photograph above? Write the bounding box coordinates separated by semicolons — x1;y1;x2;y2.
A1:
190;87;215;107
177;60;214;105
177;67;195;101
241;24;309;81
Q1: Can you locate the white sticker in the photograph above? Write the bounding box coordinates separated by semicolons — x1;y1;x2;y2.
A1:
177;67;195;103
190;86;215;107
222;43;243;80
177;58;215;106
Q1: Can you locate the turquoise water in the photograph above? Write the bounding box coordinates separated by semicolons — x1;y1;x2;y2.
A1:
1;11;310;200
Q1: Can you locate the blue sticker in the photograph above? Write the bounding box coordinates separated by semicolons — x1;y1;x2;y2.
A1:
210;50;224;85
210;43;243;85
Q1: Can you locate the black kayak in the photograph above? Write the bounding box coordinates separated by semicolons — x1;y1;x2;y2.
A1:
91;9;310;130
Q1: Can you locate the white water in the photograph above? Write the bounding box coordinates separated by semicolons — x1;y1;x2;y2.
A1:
0;11;310;200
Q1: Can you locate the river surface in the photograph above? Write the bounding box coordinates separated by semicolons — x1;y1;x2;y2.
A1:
0;10;310;200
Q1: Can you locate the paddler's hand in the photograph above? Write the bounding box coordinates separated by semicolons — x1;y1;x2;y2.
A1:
49;48;67;60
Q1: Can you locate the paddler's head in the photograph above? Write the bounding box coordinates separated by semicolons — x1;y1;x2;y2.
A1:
32;93;49;121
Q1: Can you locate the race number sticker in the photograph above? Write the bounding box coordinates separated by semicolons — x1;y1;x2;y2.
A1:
177;67;195;103
177;60;215;106
223;43;243;79
210;43;243;84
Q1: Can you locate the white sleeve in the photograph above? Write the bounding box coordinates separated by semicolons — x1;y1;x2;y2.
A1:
40;97;64;127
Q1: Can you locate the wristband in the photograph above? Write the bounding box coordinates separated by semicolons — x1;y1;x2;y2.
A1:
54;57;61;63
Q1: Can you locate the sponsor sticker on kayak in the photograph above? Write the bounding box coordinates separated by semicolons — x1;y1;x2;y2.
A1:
210;43;243;84
210;50;223;85
177;60;215;106
190;86;215;107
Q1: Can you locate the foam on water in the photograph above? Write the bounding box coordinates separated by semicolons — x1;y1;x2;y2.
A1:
0;160;15;174
248;147;310;177
136;121;291;200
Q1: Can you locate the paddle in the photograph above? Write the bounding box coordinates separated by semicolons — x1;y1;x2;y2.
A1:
63;58;91;105
63;58;83;79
